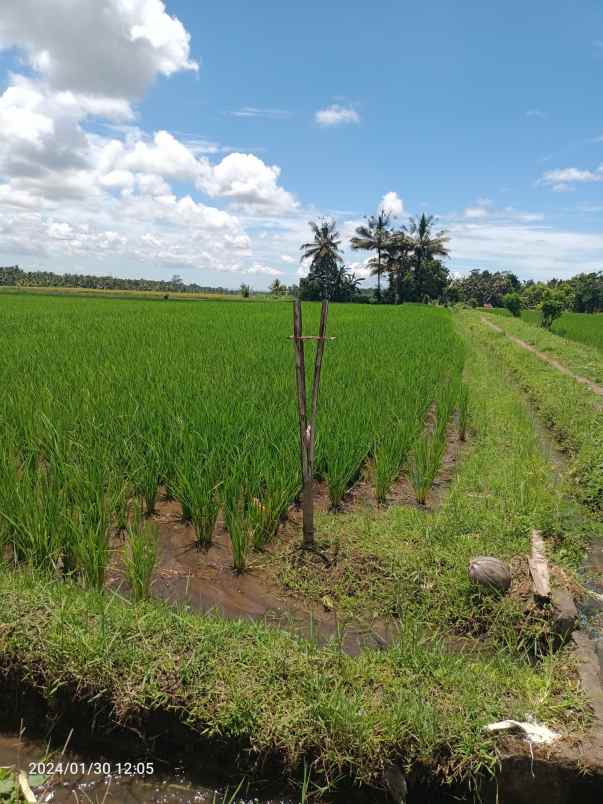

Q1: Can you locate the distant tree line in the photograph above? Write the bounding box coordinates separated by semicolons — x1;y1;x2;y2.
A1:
0;266;241;296
449;269;603;315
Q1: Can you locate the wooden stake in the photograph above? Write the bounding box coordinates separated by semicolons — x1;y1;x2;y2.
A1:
291;300;332;548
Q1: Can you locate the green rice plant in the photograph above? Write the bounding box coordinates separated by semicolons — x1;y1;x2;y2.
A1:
373;413;418;503
0;296;464;583
124;519;158;601
111;479;133;532
0;456;65;569
408;432;446;505
174;449;221;548
71;518;110;589
223;494;251;574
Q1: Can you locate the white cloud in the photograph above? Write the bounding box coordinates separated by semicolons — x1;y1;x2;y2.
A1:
202;152;297;212
228;107;291;119
0;0;298;285
280;254;295;263
315;105;360;127
463;197;492;219
526;108;545;118
539;165;603;188
448;220;603;278
0;0;197;101
242;264;283;276
464;206;489;219
347;259;372;279
117;130;207;182
379;191;404;217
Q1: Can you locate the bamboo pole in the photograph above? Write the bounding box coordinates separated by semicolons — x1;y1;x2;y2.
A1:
291;300;332;548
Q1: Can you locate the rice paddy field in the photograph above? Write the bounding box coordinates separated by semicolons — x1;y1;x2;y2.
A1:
0;294;463;576
521;309;603;352
1;293;602;802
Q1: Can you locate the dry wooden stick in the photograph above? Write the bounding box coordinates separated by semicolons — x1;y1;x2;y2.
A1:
291;300;333;549
529;529;551;602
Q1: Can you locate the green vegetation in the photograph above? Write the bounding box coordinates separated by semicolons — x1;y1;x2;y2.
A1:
0;296;462;587
502;291;522;317
0;295;598;797
124;519;159;601
299;219;363;302
521;309;603;352
450;269;603;315
469;313;603;519
0;265;243;297
540;290;564;330
481;309;603;385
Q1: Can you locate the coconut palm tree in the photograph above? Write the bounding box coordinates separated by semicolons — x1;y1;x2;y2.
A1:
406;214;449;301
382;232;414;304
300;219;344;300
350;211;392;302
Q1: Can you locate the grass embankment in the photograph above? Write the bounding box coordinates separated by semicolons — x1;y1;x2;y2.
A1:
0;318;588;796
467;313;603;521
481;309;603;385
521;310;603;354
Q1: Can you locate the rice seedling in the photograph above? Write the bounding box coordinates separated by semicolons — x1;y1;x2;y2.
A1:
174;452;221;548
408;431;446;505
123;519;159;601
222;489;252;574
71;517;110;590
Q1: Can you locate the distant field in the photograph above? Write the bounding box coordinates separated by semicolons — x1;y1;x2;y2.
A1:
0;285;272;302
521;309;603;351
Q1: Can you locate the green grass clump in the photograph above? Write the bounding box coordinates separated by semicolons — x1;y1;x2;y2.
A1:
124;520;159;601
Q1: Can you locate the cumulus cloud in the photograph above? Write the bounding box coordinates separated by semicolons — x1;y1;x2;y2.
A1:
315;105;360;127
379;191;404;217
0;1;298;283
0;0;198;101
202;153;297;212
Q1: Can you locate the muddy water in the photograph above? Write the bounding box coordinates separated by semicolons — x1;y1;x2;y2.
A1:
0;732;296;804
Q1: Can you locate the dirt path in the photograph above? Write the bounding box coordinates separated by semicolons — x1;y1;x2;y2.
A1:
481;316;603;398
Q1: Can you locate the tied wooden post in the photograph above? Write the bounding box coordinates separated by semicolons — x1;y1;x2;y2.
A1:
290;300;334;549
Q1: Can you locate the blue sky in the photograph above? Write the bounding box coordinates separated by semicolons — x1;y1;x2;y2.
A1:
0;0;601;287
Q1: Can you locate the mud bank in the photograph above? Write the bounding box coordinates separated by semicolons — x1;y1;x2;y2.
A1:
2;670;603;804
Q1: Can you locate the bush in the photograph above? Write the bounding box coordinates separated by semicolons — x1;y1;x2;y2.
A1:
502;292;522;318
539;291;564;329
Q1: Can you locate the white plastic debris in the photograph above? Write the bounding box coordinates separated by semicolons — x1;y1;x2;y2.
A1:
484;719;559;745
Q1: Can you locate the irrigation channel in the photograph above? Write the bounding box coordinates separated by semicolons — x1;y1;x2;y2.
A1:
0;730;297;803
